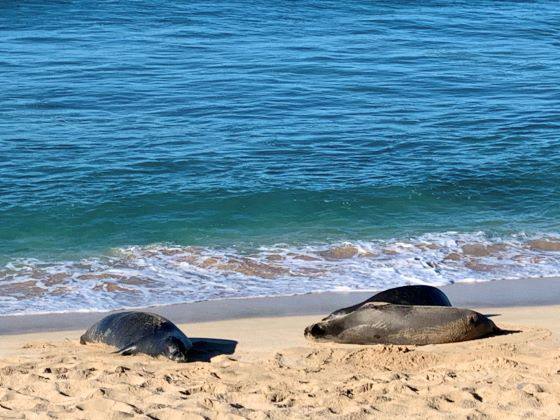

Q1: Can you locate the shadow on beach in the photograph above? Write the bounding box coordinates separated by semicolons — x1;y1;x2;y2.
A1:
491;328;522;337
188;337;238;362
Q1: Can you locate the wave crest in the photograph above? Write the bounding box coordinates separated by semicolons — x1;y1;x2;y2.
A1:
2;232;560;315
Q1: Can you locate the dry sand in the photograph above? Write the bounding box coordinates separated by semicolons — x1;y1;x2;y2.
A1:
0;304;559;419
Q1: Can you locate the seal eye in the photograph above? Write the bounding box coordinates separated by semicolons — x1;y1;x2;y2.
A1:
468;314;478;325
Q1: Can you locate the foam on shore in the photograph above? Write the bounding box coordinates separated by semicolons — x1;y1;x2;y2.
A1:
2;231;560;315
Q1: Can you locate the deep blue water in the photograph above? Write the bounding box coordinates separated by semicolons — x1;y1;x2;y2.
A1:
1;1;560;314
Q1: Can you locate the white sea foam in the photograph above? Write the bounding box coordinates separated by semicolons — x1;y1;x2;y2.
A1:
2;231;560;315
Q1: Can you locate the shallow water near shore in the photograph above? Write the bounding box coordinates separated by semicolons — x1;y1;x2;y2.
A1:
3;233;560;315
1;1;560;314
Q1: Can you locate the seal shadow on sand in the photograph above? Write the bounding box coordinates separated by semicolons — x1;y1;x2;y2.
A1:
187;337;238;362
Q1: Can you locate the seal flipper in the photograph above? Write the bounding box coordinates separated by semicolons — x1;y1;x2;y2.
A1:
114;344;138;356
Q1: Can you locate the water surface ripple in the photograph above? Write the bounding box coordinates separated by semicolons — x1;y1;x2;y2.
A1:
1;1;559;313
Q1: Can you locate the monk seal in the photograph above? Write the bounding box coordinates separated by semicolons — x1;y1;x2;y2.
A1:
80;311;192;362
305;303;499;345
325;285;452;320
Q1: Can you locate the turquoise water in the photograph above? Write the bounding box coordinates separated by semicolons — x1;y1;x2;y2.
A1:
1;1;560;314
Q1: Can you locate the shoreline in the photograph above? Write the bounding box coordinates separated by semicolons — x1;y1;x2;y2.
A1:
2;276;560;336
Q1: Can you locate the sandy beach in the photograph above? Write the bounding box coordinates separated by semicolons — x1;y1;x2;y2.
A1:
0;279;559;419
4;0;560;417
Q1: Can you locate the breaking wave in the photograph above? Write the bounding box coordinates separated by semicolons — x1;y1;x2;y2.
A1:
2;231;560;315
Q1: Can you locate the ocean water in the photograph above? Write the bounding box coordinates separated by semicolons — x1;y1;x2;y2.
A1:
1;1;560;315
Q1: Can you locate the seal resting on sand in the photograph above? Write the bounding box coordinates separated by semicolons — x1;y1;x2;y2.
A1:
325;285;452;320
305;303;499;345
80;311;192;362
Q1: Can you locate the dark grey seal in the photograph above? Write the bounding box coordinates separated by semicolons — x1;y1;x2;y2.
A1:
80;311;192;362
325;285;451;320
305;302;499;345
